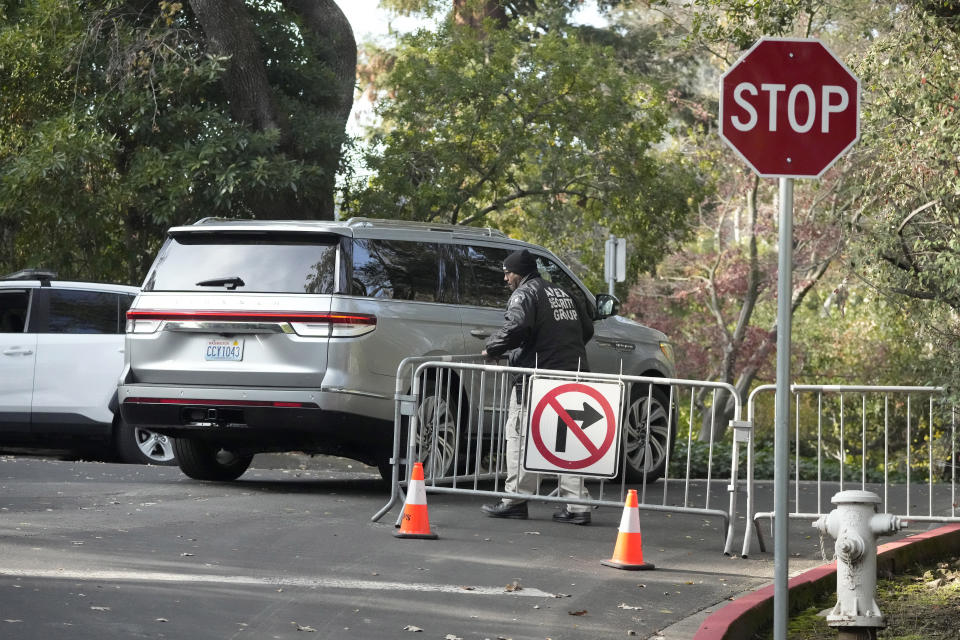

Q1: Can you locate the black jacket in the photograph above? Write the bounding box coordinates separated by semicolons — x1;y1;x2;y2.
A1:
484;272;594;372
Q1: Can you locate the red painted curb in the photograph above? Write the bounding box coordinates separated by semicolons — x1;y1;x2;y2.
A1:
694;523;960;640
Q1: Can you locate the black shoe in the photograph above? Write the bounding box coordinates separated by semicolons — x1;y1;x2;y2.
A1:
552;508;591;525
481;501;528;519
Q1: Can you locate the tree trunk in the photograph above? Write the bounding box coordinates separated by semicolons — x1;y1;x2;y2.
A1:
698;172;835;441
701;256;832;441
453;0;508;31
188;0;356;220
698;175;760;441
189;0;281;133
0;220;16;273
285;0;358;219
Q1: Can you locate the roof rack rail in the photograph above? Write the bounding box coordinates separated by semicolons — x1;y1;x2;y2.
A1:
1;268;58;285
344;216;506;237
192;217;237;225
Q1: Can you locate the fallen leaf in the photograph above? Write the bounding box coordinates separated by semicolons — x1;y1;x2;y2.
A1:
618;603;642;610
568;610;588;616
504;582;522;592
404;625;423;632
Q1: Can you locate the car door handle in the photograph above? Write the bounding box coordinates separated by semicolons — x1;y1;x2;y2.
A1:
2;348;34;356
469;329;491;339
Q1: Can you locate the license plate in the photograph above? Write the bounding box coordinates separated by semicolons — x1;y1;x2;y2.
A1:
205;338;244;361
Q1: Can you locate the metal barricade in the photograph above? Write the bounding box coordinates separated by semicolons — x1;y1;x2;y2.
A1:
743;384;959;557
372;358;747;554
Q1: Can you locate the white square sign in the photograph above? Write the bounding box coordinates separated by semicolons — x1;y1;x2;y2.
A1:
523;377;624;478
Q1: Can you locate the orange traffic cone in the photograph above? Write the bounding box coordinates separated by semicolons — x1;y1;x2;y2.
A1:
601;489;654;570
394;462;438;539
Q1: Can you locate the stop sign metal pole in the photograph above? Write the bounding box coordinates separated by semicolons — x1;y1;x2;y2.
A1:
773;178;793;640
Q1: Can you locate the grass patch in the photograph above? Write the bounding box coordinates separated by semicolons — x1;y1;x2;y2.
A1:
752;555;960;639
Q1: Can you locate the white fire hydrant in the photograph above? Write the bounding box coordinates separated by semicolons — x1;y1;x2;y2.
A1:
812;490;907;635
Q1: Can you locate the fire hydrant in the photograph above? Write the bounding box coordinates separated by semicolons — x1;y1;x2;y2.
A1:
812;490;907;639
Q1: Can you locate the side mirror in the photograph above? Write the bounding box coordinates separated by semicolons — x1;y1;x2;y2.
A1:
594;293;620;320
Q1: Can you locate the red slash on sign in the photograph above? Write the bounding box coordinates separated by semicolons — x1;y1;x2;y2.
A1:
530;382;617;471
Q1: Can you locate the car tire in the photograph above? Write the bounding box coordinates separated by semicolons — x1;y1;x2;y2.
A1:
622;385;676;483
114;418;177;466
378;380;463;482
172;438;253;481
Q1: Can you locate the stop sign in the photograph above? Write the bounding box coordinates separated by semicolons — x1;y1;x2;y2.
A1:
719;38;860;178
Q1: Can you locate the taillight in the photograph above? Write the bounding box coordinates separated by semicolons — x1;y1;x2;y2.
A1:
125;310;376;337
305;314;377;338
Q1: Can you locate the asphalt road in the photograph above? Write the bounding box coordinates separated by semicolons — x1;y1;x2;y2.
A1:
0;453;925;640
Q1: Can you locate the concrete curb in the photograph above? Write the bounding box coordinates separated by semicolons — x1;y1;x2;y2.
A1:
693;522;960;640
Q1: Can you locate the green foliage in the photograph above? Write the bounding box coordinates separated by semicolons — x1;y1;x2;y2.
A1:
0;1;352;283
345;2;704;290
793;285;936;386
837;5;960;400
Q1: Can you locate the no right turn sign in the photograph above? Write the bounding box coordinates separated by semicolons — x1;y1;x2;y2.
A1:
524;377;623;478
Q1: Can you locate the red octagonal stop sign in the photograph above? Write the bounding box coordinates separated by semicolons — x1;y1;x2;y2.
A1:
720;38;860;178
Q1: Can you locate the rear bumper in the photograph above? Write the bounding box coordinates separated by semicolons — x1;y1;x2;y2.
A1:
117;383;394;460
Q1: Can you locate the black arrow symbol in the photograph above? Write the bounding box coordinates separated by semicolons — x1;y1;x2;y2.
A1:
555;402;603;453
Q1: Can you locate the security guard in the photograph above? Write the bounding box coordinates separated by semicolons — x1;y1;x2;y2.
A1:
480;248;595;524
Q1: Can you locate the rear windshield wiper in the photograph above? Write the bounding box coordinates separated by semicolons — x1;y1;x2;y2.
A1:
196;276;245;290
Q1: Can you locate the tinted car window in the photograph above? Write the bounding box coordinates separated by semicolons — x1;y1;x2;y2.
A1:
0;290;29;333
351;239;451;303
142;233;338;294
536;255;593;316
47;290;121;334
458;245;512;308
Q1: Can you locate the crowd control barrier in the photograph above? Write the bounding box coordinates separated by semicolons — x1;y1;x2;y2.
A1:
372;357;747;554
742;385;959;557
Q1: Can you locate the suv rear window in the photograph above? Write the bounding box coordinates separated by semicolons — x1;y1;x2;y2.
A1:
142;233;338;294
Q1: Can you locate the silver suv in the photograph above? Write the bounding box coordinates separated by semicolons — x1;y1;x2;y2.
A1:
118;218;676;481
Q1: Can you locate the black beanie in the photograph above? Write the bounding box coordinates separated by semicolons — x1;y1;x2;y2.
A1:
503;249;537;276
